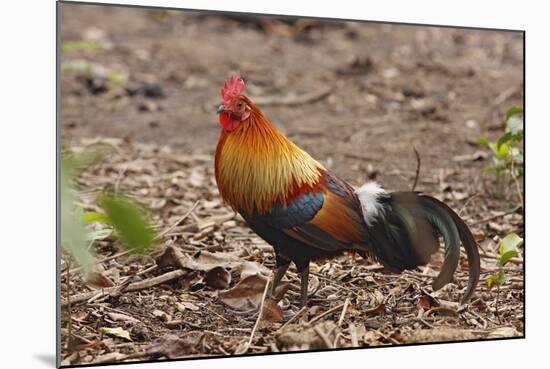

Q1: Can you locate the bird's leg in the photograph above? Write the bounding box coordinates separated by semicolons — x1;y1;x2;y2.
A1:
271;255;290;298
298;262;310;308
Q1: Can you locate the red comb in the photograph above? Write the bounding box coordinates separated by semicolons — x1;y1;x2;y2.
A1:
221;72;245;105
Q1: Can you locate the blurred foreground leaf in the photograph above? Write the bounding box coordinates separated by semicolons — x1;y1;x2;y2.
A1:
99;193;155;252
61;161;94;275
63;142;116;174
81;211;111;225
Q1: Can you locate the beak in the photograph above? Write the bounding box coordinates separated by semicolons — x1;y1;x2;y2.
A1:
216;105;229;114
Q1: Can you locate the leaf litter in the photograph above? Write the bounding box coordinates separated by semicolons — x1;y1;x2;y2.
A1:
60;138;523;365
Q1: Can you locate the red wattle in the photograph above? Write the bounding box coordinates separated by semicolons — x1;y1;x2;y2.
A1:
219;112;239;132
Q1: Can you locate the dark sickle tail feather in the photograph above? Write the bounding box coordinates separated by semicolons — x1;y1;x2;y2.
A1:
365;193;480;304
420;196;480;303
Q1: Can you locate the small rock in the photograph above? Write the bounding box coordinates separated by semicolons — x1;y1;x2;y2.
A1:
138;101;160;112
382;67;399;79
466;119;479;129
152;309;171;322
142;83;164;98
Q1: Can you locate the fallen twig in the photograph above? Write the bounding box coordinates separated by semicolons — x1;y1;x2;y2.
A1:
349;324;359;347
468;205;521;226
309;302;346;325
235;274;271;355
155;200;199;240
411;147;421;191
313;325;334;349
61;269;186;307
338;298;350;327
457;193;479;217
278;306;307;331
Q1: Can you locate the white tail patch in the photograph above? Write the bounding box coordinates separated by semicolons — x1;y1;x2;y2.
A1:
356;182;388;226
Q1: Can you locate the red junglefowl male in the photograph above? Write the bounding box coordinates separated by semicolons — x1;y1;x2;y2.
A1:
215;73;480;307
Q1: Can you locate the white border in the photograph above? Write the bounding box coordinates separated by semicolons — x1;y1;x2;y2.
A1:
2;1;547;368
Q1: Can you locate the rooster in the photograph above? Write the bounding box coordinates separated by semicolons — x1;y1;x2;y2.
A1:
215;73;480;307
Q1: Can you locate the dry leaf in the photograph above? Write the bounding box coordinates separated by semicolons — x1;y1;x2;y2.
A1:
107;312;140;323
364;303;386;316
218;274;289;311
146;333;204;359
152;309;171;322
277;321;339;351
156;246;269;276
100;327;132;341
239;261;266;279
178;300;200;311
86;271;115;288
417;295;434;310
487;327;521;338
363;331;383;346
261;299;284;322
203;266;231;290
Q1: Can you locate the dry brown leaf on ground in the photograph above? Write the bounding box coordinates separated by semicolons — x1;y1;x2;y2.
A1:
261;299;284;322
177;300;200;312
363;303;386;316
218;274;289;311
107;312;140;323
277;321;339;351
203;266;231;290
86;271;115;288
146;333;204;359
99;327;132;341
156;246;269;275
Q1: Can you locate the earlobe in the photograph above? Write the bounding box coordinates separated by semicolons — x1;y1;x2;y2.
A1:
241;111;250;121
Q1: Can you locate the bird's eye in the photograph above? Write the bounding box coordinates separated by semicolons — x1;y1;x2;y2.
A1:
236;101;244;109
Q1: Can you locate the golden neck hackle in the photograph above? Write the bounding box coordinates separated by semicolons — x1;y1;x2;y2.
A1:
215;104;325;214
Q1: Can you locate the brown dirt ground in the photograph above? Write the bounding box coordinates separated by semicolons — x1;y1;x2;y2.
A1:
59;3;524;366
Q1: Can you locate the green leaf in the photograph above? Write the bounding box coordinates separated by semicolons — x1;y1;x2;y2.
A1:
483;165;497;174
100;327;132;341
497;267;506;287
486;274;499;289
81;211;111;224
61;40;101;52
99;193;155;252
477;135;489;146
505;106;523;121
496;143;510;159
496;131;513;149
499;233;523;266
107;69;126;87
